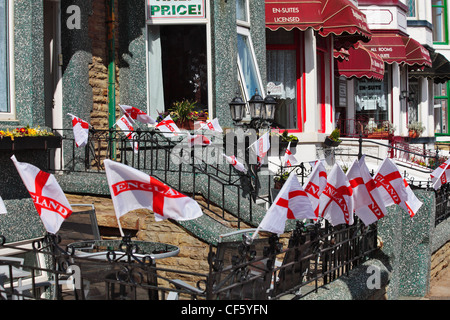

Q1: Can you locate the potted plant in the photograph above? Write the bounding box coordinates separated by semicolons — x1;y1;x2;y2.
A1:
366;120;395;139
273;170;290;189
277;129;298;153
324;128;341;147
408;121;425;138
157;100;208;130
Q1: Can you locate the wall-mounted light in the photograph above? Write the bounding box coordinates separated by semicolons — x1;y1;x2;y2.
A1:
229;90;278;129
400;90;409;100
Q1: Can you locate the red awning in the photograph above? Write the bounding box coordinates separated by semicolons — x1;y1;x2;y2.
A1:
364;32;432;67
265;0;323;32
265;0;371;46
336;42;385;80
320;0;371;39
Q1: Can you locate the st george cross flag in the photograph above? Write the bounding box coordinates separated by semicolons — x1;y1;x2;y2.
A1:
116;114;139;154
11;155;73;234
248;132;270;166
185;133;211;147
282;142;298;167
346;158;373;211
223;154;247;174
256;172;315;235
0;196;6;215
195;118;223;133
431;158;450;190
401;179;422;217
104;160;203;224
353;156;387;226
68;113;89;148
303;160;327;218
373;158;408;208
319;164;354;226
119;104;156;125
155;115;181;137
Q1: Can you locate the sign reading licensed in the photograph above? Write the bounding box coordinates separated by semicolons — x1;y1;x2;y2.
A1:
147;0;206;22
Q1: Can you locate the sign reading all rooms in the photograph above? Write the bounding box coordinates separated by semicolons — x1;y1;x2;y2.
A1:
147;0;206;22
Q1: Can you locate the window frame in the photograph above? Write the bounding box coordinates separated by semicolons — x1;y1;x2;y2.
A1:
432;0;449;45
0;0;14;121
434;81;450;136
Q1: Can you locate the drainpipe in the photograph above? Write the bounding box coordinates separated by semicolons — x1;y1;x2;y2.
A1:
106;0;116;158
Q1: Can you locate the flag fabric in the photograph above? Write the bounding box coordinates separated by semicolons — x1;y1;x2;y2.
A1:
257;172;315;235
223;154;247;173
401;179;423;217
186;134;211;147
0;196;6;215
346;159;373;211
303;160;327;218
373;158;408;208
282;142;298;167
68;113;89;148
249;132;270;166
116;114;139;154
155;115;181;137
104;160;203;222
11;155;73;234
430;158;450;184
431;158;450;190
195;118;223;133
119;104;156;125
352;156;387;226
319;164;354;226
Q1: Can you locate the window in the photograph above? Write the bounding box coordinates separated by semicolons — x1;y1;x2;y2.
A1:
0;0;9;114
354;76;389;125
408;0;416;18
434;82;449;134
148;24;208;113
236;0;264;110
432;0;448;44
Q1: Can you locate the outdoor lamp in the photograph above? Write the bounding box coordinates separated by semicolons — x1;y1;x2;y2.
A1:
229;95;247;122
264;95;277;121
248;89;265;120
400;90;409;100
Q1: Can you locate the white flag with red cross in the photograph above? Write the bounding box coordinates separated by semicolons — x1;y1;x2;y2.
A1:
431;158;450;190
346;158;373;211
223;154;247;174
0;196;7;215
155;115;181;137
68;113;89;148
256;172;315;235
353;156;387;226
282;142;298;167
248;132;270;166
319;164;354;226
401;179;422;218
185;133;211;147
373;158;408;208
104;160;203;223
303;160;327;218
119;104;156;125
11;155;73;234
116;114;139;154
195;118;223;133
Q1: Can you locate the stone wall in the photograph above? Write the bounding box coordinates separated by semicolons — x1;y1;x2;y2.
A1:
88;0;120;130
430;241;450;282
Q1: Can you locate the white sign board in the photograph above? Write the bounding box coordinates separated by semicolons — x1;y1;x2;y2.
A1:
147;0;206;23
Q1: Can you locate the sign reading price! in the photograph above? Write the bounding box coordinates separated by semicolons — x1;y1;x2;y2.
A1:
147;0;206;22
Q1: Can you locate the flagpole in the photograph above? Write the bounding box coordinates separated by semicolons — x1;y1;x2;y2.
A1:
117;216;124;237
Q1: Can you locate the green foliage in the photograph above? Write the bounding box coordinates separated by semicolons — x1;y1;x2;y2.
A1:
329;128;341;142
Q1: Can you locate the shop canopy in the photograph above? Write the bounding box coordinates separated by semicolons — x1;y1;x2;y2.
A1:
409;51;450;84
335;42;385;81
265;0;372;47
363;32;432;68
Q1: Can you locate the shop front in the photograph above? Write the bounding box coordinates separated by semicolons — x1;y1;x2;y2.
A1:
264;0;371;148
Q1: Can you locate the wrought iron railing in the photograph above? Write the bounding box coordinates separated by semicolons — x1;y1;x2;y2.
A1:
0;218;378;300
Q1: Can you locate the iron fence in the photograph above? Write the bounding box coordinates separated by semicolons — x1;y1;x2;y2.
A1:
0;218;378;300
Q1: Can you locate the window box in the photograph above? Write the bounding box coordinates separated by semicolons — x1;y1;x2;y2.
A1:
0;135;62;151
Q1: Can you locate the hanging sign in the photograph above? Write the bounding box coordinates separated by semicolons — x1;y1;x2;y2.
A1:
147;0;206;23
